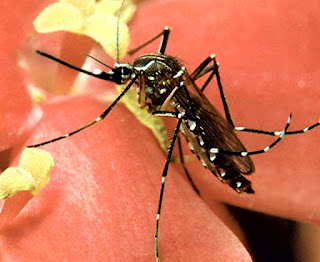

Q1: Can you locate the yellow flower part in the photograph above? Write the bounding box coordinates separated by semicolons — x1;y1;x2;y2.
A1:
0;167;37;199
60;0;95;16
34;0;136;60
19;148;54;191
0;148;54;200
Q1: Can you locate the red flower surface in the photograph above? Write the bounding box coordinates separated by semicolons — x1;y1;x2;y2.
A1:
1;0;319;261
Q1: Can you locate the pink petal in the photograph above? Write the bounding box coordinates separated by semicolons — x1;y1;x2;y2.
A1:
0;96;251;261
0;1;54;153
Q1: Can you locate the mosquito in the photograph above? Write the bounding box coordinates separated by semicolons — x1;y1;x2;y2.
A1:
29;8;319;262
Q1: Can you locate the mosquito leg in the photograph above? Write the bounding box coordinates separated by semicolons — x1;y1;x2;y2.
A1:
28;75;139;147
190;54;217;81
152;111;199;194
138;70;146;108
155;118;182;262
210;114;292;157
206;57;234;127
35;50;116;81
177;136;200;195
128;27;171;56
190;54;234;127
190;54;220;93
152;111;179;118
235;119;320;136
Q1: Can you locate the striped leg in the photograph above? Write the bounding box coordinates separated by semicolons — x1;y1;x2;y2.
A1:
190;54;234;127
235;119;320;136
128;27;171;56
28;75;138;147
155;118;182;262
177;136;200;195
210;114;292;156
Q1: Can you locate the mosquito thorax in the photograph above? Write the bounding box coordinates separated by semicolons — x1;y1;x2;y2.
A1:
111;62;133;85
132;53;185;111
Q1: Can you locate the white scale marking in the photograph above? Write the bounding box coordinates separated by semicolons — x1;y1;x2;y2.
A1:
187;120;196;131
188;142;194;151
170;100;177;107
178;111;185;118
198;135;204;146
173;68;184;78
93;69;102;75
146;87;153;93
134;59;171;72
134;60;157;71
263;146;270;152
219;169;226;178
236;181;242;188
160;88;167;94
210;148;219;153
209;152;216;162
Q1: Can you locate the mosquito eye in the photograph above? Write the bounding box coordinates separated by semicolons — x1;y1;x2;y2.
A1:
121;68;132;80
112;66;132;84
121;67;131;75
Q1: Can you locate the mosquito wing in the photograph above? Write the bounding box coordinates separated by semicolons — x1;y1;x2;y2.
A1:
175;79;255;175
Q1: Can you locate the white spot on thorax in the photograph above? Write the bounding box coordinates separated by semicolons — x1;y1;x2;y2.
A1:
173;69;184;78
160;88;167;94
134;60;156;71
170;100;177;107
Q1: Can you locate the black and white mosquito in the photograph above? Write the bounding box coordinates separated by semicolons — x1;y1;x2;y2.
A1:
29;11;319;262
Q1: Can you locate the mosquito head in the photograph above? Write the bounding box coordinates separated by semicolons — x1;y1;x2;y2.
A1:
110;63;133;85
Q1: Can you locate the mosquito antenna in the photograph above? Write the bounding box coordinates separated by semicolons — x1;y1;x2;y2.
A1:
116;0;126;63
80;52;113;70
